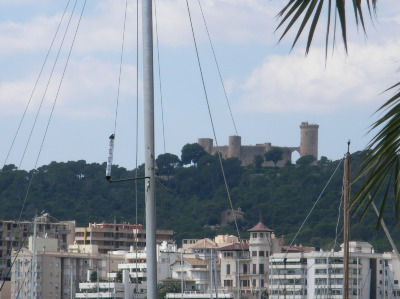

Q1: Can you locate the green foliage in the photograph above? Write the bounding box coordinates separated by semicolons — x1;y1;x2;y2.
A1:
116;270;123;283
253;155;264;169
90;271;97;282
296;155;316;166
0;149;398;252
157;282;181;299
156;153;181;176
264;147;283;167
181;143;207;165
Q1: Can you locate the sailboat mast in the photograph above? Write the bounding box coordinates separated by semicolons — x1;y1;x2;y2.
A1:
142;0;157;298
343;141;350;299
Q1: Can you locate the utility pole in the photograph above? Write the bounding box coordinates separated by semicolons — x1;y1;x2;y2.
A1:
343;141;351;299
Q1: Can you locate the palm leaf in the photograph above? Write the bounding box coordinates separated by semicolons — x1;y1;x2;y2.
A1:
351;85;400;227
276;0;378;55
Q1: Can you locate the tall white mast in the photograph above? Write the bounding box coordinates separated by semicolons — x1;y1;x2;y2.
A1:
142;0;157;297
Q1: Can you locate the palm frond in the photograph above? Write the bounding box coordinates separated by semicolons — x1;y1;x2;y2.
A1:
351;85;400;227
276;0;378;55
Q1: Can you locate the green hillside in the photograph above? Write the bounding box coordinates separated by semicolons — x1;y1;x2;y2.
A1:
0;146;399;252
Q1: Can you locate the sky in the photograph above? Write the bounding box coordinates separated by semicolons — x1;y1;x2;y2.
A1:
0;0;399;171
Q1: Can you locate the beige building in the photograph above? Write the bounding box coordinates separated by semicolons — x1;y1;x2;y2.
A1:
0;213;75;281
11;238;124;299
75;222;174;253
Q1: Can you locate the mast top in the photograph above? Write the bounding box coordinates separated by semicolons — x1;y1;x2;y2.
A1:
347;139;351;154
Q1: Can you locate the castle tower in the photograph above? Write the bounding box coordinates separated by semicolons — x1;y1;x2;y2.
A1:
300;122;319;159
198;138;213;153
228;136;241;158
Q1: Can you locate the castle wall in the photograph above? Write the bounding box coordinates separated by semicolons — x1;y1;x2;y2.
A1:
198;121;318;167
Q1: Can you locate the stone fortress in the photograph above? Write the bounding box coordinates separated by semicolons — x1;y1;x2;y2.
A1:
198;121;319;167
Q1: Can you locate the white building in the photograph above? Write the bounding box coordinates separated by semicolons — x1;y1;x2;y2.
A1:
11;238;124;299
269;241;400;298
218;221;283;298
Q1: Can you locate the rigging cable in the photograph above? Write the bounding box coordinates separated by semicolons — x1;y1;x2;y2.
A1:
113;0;129;136
154;0;166;153
2;0;72;170
185;0;241;241
134;0;140;295
269;158;344;292
286;158;344;249
16;0;79;171
18;0;87;221
196;0;238;136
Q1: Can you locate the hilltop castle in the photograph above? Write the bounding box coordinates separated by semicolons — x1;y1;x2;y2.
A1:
198;121;319;167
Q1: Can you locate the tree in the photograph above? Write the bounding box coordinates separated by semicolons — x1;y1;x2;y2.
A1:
181;143;208;165
264;147;283;167
156;153;181;176
253;155;264;169
276;0;400;225
296;155;316;166
90;271;97;282
157;282;181;299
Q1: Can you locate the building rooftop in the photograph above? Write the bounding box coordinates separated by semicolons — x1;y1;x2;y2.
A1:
218;243;249;251
189;238;219;249
247;221;273;232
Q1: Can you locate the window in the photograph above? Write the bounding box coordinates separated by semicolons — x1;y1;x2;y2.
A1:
259;233;264;238
380;270;383;274
252;279;256;287
226;264;230;275
243;264;248;274
252;233;257;238
261;279;264;287
259;264;264;274
224;280;233;287
242;280;249;287
253;264;257;274
252;251;257;257
259;251;264;257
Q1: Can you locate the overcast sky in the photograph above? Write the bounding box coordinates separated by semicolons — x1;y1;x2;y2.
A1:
1;0;399;171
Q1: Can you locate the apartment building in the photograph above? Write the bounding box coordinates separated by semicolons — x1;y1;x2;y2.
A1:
75;222;174;253
11;237;124;299
269;241;400;298
0;213;75;281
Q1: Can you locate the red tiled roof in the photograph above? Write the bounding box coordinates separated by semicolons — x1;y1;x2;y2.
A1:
247;221;273;232
218;243;249;251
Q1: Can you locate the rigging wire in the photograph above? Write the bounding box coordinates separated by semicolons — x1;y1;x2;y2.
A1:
185;0;241;241
269;158;344;294
134;0;140;296
113;0;129;136
18;0;87;222
154;0;166;154
196;0;238;136
2;0;72;170
16;0;79;171
286;158;344;249
0;225;32;291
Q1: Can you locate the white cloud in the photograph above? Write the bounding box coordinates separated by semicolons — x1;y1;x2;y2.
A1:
236;38;400;113
0;56;139;119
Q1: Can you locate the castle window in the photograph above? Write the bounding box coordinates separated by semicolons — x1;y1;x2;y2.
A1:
252;233;257;238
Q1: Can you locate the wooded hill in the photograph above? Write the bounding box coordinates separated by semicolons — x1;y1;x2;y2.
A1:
0;144;399;252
